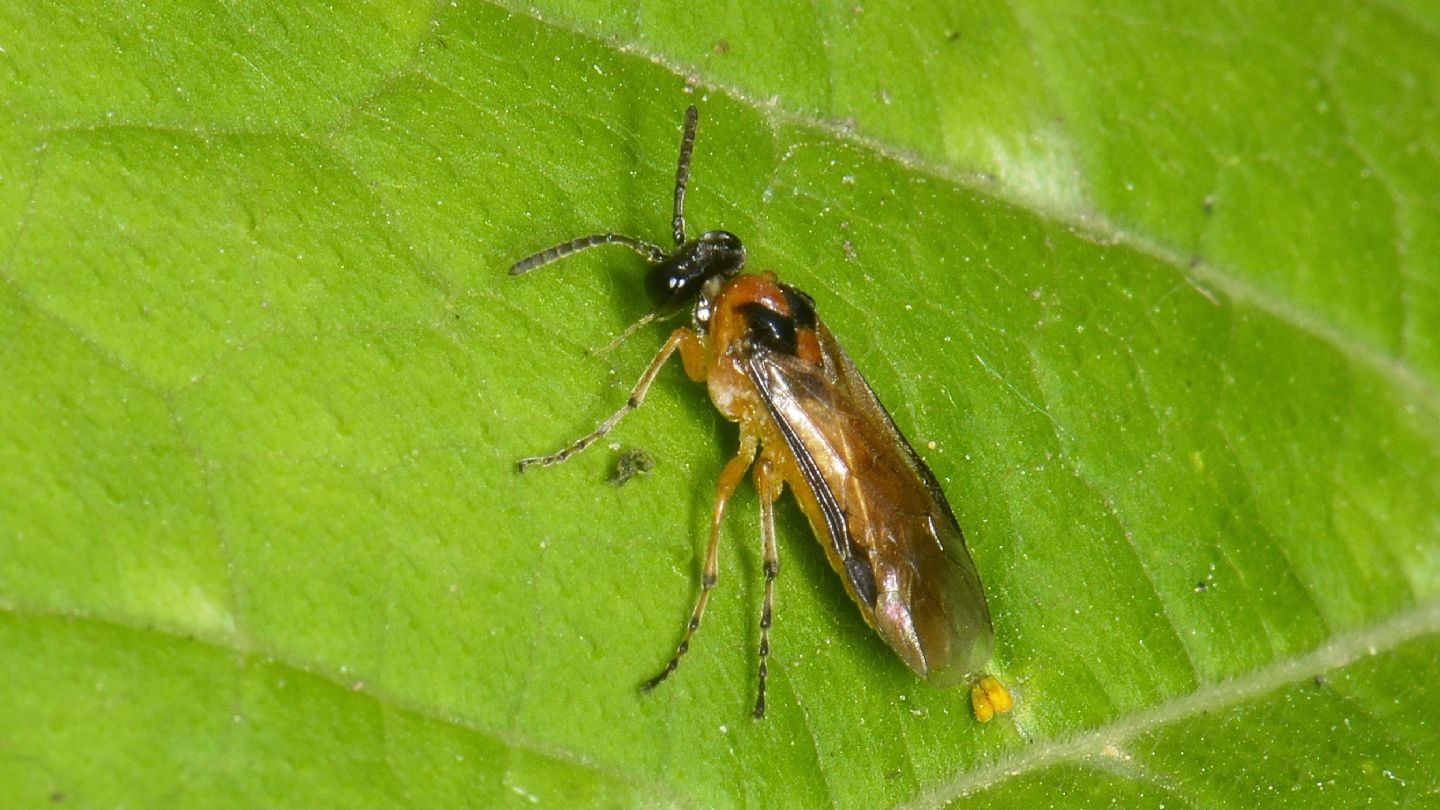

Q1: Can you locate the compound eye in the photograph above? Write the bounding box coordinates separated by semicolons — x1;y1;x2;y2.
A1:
739;303;798;355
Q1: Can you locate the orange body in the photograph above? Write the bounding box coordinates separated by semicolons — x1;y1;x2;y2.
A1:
689;272;994;686
510;105;1011;720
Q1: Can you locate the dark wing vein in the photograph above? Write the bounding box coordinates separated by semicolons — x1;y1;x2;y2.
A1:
741;346;860;572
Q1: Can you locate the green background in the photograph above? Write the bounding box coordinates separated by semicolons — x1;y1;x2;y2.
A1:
2;1;1437;807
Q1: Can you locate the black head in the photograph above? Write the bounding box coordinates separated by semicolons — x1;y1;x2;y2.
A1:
645;229;747;313
509;108;747;328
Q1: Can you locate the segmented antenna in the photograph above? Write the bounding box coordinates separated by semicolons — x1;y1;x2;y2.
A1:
508;233;667;276
672;105;699;246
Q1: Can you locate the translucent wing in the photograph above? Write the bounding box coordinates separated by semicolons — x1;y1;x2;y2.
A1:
742;325;994;686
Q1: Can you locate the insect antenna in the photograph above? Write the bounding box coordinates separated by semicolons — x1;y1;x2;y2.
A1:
508;233;666;276
671;105;699;246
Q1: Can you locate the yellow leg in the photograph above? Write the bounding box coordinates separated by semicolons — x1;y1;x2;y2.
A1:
642;429;759;692
517;327;705;471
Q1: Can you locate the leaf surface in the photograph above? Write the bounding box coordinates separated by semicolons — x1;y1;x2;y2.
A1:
2;2;1437;807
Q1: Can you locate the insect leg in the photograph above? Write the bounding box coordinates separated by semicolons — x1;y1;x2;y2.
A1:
751;456;782;719
508;233;667;276
671;105;699;245
517;327;704;471
592;311;658;356
642;428;759;693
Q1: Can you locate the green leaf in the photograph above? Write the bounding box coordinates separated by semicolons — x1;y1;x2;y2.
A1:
2;2;1437;807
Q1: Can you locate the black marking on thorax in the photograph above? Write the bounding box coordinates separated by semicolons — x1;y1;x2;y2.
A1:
738;302;798;355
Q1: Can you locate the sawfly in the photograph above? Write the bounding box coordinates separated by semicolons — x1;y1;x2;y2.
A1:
510;106;1012;721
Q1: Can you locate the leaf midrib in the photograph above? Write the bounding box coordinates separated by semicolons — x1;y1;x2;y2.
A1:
0;599;693;805
7;597;1435;804
904;601;1440;808
484;0;1440;415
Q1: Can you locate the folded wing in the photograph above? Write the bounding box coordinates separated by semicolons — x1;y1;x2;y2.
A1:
742;325;994;686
